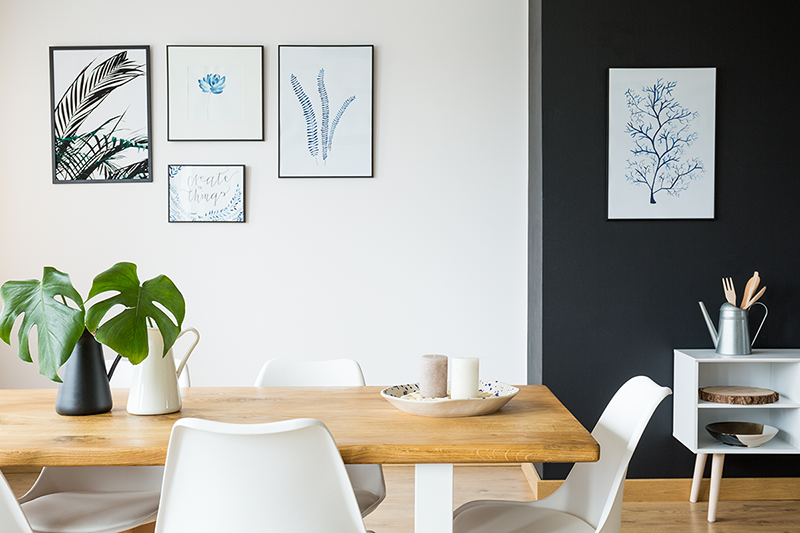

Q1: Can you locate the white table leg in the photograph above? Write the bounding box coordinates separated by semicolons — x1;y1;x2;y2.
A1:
708;453;725;523
415;463;454;533
689;453;707;503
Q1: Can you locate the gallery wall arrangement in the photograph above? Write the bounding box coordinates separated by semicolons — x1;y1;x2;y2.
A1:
47;42;374;222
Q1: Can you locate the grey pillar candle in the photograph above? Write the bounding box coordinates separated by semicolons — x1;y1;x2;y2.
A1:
419;354;448;398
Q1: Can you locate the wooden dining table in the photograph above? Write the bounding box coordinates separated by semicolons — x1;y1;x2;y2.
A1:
0;386;599;533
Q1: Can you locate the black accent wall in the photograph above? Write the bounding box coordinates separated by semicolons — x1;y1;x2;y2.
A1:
538;1;800;479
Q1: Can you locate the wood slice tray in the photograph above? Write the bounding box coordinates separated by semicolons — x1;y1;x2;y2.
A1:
699;386;779;405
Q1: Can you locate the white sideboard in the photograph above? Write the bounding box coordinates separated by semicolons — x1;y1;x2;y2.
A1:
674;348;800;454
673;348;800;522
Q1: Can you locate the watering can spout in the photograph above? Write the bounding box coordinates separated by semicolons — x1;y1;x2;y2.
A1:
698;301;718;346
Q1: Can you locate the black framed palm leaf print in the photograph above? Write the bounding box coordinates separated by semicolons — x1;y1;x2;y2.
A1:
49;46;152;183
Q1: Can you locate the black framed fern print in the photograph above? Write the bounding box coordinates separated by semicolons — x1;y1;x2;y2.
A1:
49;46;152;183
278;45;373;178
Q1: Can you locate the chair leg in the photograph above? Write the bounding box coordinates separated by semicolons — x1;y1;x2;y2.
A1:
689;453;707;503
707;453;725;523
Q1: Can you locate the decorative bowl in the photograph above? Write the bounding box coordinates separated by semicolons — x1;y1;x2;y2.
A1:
380;380;519;417
705;422;779;447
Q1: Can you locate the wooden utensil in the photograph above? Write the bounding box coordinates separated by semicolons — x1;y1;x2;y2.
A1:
722;277;736;306
744;286;766;309
740;271;759;309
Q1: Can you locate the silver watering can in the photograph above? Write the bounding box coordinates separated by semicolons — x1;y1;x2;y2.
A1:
698;301;767;355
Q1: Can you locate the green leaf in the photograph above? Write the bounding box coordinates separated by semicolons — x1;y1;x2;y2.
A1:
85;262;185;364
0;267;85;382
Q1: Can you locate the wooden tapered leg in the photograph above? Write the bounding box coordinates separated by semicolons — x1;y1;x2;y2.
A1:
689;453;707;503
708;453;725;522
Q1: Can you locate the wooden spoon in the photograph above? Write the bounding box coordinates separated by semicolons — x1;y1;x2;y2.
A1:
740;271;760;309
744;286;766;309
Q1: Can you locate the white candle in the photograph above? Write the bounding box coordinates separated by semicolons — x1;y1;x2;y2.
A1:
419;354;448;398
450;357;479;399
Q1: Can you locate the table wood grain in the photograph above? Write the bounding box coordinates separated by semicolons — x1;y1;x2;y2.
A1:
0;386;599;467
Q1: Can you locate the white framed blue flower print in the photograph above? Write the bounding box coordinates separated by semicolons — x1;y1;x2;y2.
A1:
279;45;373;178
167;46;263;141
168;165;245;222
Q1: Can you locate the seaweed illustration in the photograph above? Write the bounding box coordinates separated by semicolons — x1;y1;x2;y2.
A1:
290;68;355;163
53;50;149;181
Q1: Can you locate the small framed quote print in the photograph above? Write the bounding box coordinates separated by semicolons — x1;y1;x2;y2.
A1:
168;165;245;222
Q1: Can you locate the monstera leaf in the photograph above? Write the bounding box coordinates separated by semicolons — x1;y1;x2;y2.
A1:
85;262;185;364
0;268;85;382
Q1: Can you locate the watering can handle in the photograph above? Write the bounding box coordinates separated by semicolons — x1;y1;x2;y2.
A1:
175;328;200;379
750;302;768;346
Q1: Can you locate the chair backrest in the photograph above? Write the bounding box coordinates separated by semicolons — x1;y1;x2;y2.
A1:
543;376;671;533
0;471;33;533
153;418;366;533
254;358;366;387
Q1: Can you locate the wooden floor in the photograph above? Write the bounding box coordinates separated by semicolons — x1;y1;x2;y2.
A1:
6;465;800;533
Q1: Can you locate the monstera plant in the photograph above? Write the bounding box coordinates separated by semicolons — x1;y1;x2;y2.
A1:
0;262;185;382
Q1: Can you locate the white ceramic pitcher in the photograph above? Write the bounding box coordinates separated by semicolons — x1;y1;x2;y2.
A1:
127;327;200;415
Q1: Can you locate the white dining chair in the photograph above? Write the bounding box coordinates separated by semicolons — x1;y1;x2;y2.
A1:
154;417;368;533
254;358;387;517
452;376;672;533
1;470;33;533
15;359;191;533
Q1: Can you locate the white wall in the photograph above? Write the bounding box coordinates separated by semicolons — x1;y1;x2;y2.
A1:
0;0;528;389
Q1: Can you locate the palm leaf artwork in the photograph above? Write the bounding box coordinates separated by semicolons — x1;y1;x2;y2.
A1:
291;68;356;163
52;49;149;181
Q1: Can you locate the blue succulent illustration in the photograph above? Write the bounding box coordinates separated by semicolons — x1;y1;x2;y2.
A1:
198;74;226;94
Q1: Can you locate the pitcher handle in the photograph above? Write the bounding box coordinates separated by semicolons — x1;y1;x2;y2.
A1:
175;327;200;379
750;302;768;346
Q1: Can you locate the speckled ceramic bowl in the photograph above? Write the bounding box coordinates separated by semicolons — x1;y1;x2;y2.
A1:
380;380;519;417
706;422;779;447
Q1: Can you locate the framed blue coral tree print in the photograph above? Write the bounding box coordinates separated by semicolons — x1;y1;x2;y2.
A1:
167;45;264;141
50;46;152;182
168;165;245;222
279;45;373;178
607;67;716;219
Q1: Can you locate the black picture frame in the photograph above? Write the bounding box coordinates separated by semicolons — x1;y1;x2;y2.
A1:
49;46;152;183
168;164;246;223
278;45;374;178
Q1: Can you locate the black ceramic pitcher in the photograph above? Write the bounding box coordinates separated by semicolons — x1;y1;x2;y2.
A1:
55;328;113;415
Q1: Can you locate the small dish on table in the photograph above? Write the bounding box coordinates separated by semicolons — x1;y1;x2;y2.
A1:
380;380;519;417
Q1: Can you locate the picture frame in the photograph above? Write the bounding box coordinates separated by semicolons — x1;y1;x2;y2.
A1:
278;45;373;178
49;46;152;183
167;45;264;141
168;165;245;222
607;67;716;219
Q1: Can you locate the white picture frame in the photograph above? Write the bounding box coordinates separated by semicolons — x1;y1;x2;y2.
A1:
608;67;716;219
167;46;263;141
